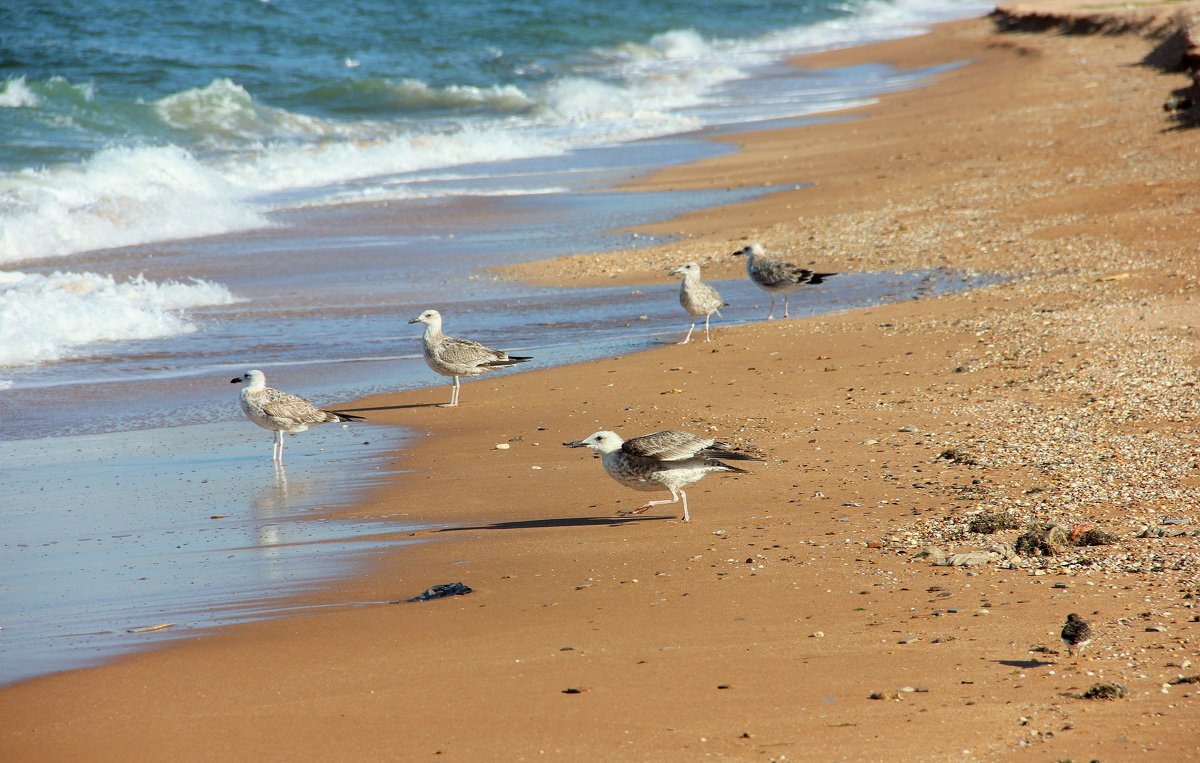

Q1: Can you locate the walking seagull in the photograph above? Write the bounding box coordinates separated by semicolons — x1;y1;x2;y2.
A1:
231;369;363;464
1060;613;1094;662
409;309;532;407
670;262;726;344
732;242;836;319
564;429;761;522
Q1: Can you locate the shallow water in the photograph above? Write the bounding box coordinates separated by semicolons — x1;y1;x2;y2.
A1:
0;423;418;685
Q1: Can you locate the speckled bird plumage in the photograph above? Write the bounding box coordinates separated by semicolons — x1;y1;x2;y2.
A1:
733;242;835;319
670;262;725;343
409;309;531;406
232;369;362;463
565;429;761;522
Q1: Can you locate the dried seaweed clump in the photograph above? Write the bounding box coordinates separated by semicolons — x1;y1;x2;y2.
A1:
969;511;1020;535
1015;523;1068;556
1065;683;1126;700
1069;526;1117;547
937;448;979;466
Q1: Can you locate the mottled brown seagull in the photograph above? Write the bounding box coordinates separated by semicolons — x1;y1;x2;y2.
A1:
669;261;726;344
231;369;363;464
409;309;531;407
732;242;835;319
564;429;761;522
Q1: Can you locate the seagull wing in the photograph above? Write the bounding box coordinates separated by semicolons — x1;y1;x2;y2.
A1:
622;430;715;461
260;388;333;426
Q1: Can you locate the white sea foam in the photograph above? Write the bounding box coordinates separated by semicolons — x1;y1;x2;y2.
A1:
0;270;238;367
0;145;269;264
0;76;41;108
156;78;325;143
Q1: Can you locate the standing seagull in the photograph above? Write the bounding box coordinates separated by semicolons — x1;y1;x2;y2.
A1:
669;262;726;344
231;369;363;464
564;429;761;522
1060;613;1094;662
732;242;836;319
409;309;532;407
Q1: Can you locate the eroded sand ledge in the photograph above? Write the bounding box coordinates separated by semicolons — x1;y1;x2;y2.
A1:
2;6;1199;762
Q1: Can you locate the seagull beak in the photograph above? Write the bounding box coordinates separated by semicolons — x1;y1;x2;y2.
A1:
407;317;421;324
668;267;681;276
563;440;588;448
730;248;744;257
230;376;243;384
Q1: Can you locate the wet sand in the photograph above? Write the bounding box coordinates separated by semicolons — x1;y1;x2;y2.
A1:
4;5;1200;761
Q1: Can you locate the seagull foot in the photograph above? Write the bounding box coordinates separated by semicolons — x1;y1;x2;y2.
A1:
616;505;652;517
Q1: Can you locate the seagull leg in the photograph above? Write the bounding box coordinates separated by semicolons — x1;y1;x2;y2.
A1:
272;431;284;464
767;295;776;320
703;314;712;343
441;376;460;407
679;321;696;344
618;489;682;518
782;294;790;319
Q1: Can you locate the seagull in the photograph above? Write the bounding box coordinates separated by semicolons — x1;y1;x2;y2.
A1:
669;262;726;344
231;369;363;464
732;242;836;319
1061;613;1093;662
409;309;532;407
564;429;761;522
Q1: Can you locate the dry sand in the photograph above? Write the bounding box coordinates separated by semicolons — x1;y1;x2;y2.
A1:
4;5;1200;761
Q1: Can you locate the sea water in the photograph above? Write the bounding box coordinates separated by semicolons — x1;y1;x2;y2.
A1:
0;0;992;684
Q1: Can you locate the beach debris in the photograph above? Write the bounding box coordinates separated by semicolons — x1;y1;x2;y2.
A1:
968;510;1020;535
1068;524;1116;546
232;369;364;465
1168;674;1200;685
495;443;511;450
561;686;590;694
401;582;473;603
408;308;531;407
563;429;762;523
936;448;979;466
1064;683;1126;700
1014;523;1069;556
128;623;176;633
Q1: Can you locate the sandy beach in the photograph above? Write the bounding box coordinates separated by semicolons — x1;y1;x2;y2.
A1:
4;3;1200;761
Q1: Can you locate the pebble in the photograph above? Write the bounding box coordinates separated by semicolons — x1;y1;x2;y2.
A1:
495;443;510;450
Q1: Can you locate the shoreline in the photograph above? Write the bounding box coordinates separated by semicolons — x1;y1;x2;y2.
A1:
4;8;1200;761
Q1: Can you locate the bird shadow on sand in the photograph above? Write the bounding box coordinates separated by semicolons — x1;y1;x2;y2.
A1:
996;659;1052;669
438;515;670;532
333;403;444;414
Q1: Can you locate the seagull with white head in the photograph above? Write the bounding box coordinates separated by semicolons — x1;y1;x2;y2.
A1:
231;369;363;464
564;429;761;522
669;261;726;344
732;242;836;319
409;309;532;407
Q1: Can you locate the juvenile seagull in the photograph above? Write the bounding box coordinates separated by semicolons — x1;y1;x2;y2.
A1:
1060;613;1094;662
564;429;761;522
669;262;726;344
732;242;836;319
231;369;363;464
409;309;531;407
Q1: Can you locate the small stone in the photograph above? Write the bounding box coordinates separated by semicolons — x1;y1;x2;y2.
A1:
810;631;825;638
495;443;511;450
899;425;920;433
1146;625;1167;632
